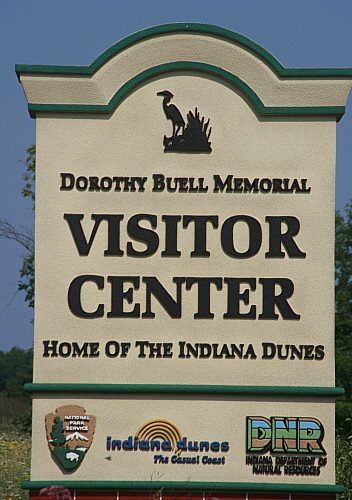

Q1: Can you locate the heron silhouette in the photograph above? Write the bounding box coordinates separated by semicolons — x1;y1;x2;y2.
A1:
157;90;185;138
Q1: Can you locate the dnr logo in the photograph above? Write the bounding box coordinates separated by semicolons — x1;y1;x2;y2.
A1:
247;416;326;454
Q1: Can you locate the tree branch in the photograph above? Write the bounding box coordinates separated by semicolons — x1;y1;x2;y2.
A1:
0;218;34;254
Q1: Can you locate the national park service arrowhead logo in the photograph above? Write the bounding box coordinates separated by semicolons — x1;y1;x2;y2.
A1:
45;405;96;471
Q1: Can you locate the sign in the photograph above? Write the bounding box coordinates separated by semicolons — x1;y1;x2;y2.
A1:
17;23;352;497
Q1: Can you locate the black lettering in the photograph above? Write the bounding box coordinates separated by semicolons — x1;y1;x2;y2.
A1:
265;216;306;258
142;277;185;318
135;341;148;358
76;176;88;191
224;278;256;318
243;178;259;193
259;278;300;320
68;275;104;318
289;345;303;360
152;174;165;191
64;214;124;256
105;341;120;357
127;214;159;256
183;215;218;257
186;277;222;318
277;344;290;359
161;215;181;256
101;176;113;191
107;276;140;317
88;176;100;191
71;342;89;357
315;345;325;360
221;215;262;258
304;345;315;360
262;342;276;359
60;173;75;190
259;178;272;192
59;342;72;357
233;178;243;192
213;174;232;192
43;340;59;357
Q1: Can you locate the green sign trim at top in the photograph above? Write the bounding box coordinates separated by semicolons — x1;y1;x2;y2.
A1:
15;22;352;78
16;23;352;120
24;61;346;119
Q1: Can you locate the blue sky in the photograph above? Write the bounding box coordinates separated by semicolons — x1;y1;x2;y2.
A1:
1;0;352;351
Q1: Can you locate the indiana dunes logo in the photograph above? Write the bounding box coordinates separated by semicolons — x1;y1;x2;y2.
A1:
45;404;96;471
136;418;183;453
106;417;230;460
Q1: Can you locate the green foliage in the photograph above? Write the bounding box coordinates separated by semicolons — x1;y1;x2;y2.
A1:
0;347;33;401
335;202;352;438
19;144;35;308
336;431;352;499
0;398;31;432
18;251;35;308
0;347;32;435
22;143;36;207
335;201;352;344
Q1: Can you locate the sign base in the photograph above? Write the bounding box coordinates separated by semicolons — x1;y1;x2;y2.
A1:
27;488;339;500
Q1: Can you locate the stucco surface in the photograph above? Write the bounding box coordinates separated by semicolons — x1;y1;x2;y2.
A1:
33;74;335;387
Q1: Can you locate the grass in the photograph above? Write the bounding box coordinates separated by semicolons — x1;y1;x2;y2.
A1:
0;429;30;500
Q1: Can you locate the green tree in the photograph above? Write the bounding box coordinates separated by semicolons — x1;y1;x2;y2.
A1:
0;145;35;308
0;347;33;401
336;431;352;499
51;417;66;448
19;144;35;308
335;202;352;438
0;347;33;429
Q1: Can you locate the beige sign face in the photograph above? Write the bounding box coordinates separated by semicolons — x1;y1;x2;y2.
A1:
33;73;336;387
18;24;352;490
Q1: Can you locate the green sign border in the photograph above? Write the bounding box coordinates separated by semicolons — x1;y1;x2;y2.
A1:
24;383;344;397
22;480;344;494
15;22;352;78
16;23;352;120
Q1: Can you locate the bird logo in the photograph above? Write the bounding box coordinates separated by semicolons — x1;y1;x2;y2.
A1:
157;90;212;152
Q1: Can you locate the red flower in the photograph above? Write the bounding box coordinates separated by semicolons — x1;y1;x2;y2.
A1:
40;485;72;500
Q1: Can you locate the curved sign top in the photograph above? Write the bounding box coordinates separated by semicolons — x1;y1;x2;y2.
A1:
17;23;352;119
